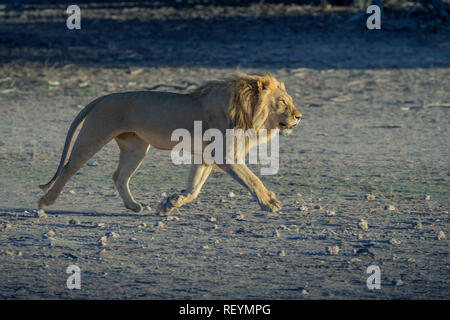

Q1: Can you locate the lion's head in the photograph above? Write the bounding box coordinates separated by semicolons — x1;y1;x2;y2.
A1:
228;74;302;131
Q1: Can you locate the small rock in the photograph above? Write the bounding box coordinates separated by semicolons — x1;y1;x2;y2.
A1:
98;249;108;255
297;193;302;199
106;231;119;239
384;205;396;211
299;205;308;212
233;213;245;220
137;223;147;228
156;221;165;228
414;222;423;230
326;210;336;217
34;209;47;218
278;249;286;257
42;230;55;239
48;80;60;86
389;238;401;245
99;236;108;246
2;223;12;232
314;205;322;210
327;246;340;255
393;279;404;286
69;189;76;195
212;224;218;230
208;216;217;223
273;230;280;238
69;218;80;225
358;219;369;231
202;245;210;250
365;194;376;200
301;289;309;295
281;129;292;136
97;223;105;228
350;257;362;263
78;81;89;88
437;231;446;240
129;237;138;241
87;160;98;167
424;195;431;201
161;192;167;197
228;191;235;198
130;68;144;76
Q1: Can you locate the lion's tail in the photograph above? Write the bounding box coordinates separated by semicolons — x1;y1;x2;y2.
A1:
39;97;104;192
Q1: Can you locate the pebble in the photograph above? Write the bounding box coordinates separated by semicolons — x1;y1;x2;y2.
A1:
42;230;55;239
278;249;286;257
99;236;108;246
327;246;340;255
69;189;76;195
87;160;98;167
130;237;138;241
384;205;396;211
156;221;165;228
365;194;376;200
425;195;431;201
299;205;308;212
137;223;147;228
389;238;401;245
414;222;423;230
69;218;80;225
228;191;235;198
326;210;336;217
301;289;309;295
437;231;446;240
97;223;105;228
98;249;108;255
393;279;404;286
273;230;280;238
2;223;12;232
208;216;217;222
106;231;119;239
314;205;322;210
358;219;369;231
233;213;245;220
161;192;167;197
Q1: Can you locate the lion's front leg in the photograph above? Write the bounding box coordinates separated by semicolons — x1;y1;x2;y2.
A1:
157;164;213;215
217;164;281;212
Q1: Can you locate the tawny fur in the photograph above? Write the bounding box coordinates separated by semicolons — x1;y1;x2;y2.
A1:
39;74;302;215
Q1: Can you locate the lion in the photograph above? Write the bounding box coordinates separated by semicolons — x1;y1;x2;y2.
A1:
38;74;302;215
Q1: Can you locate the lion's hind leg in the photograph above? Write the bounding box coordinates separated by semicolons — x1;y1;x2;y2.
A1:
157;164;212;216
113;133;150;213
38;122;115;210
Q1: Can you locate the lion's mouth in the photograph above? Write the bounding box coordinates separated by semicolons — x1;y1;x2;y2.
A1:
279;122;288;127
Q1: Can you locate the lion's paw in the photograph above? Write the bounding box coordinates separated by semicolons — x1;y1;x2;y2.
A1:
156;195;177;216
259;192;281;212
125;202;143;213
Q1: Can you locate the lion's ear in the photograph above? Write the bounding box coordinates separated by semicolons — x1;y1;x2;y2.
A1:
280;82;286;91
257;78;271;92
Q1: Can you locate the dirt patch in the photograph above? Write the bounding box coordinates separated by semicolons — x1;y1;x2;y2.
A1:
0;2;449;299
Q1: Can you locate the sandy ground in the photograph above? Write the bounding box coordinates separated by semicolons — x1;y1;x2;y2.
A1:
0;2;449;299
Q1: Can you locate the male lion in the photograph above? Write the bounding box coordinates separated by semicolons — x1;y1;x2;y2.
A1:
39;74;302;215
